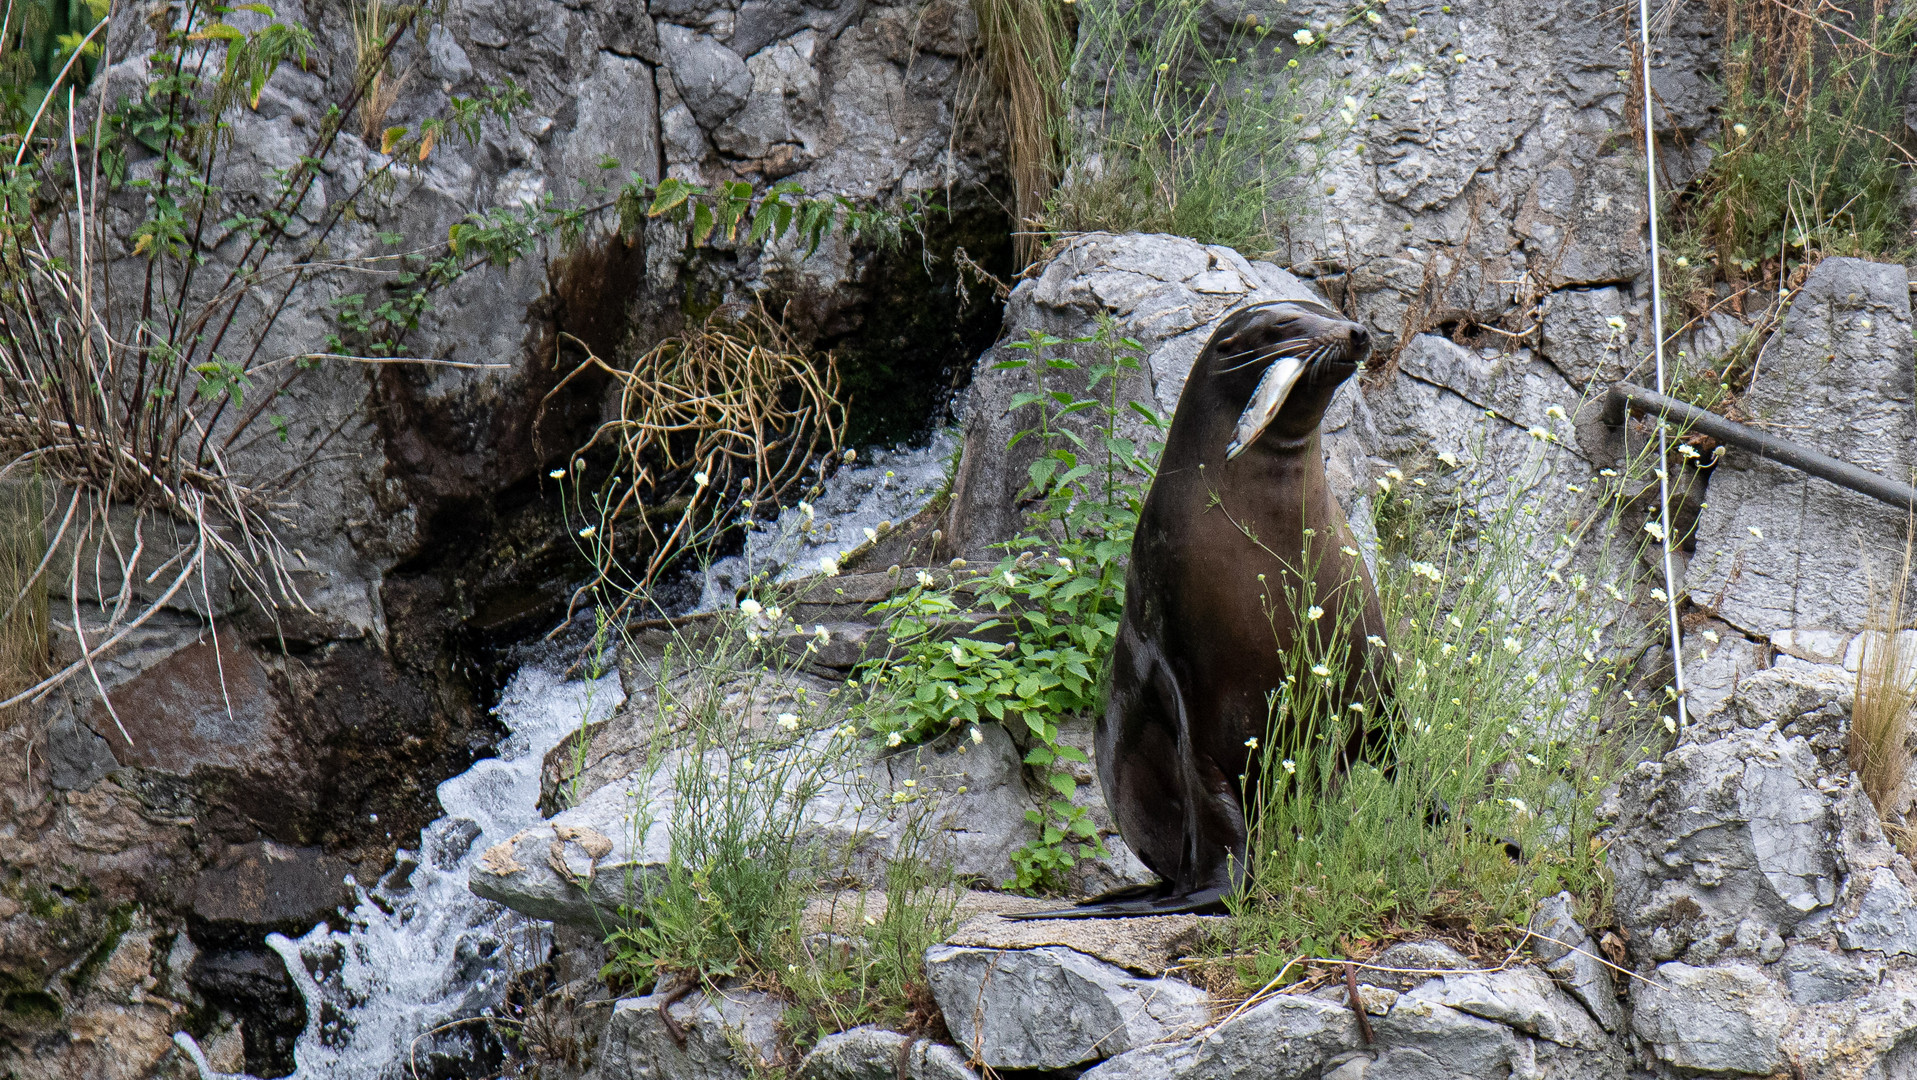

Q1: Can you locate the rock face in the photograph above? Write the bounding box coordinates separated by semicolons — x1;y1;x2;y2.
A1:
1686;257;1916;639
794;1027;979;1080
8;0;1004;1068
1605;661;1917;1079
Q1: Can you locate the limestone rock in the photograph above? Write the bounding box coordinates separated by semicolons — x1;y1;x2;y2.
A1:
794;1028;979;1080
1680;623;1767;722
1609;725;1838;964
1399;966;1610;1051
658;23;756;131
923;944;1209;1069
1630;962;1790;1076
1078;993;1357;1080
940;911;1217;977
474;725;1037;925
1778;944;1878;1005
599;987;786;1080
1836;868;1917;956
1527;892;1623;1032
1686;257;1916;638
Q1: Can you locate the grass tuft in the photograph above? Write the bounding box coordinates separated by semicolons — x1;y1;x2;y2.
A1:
1042;0;1339;253
1852;518;1917;850
1664;1;1915;320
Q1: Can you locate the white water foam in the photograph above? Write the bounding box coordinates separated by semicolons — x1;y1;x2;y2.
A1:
177;666;622;1080
693;428;957;609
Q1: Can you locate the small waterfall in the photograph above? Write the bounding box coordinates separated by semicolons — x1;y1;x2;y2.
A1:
178;667;623;1079
177;429;960;1079
693;428;958;608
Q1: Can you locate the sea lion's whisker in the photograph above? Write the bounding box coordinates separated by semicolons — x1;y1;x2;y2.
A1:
1215;341;1315;375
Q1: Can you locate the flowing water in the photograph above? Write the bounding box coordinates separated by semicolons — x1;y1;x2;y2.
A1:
175;430;958;1079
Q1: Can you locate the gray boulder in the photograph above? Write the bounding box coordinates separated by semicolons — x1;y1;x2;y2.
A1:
599;987;787;1079
1527;892;1623;1032
794;1027;979;1080
1686;257;1916;639
1078;993;1357;1080
472;723;1038;925
923;944;1209;1069
1608;724;1838;964
1630;962;1790;1076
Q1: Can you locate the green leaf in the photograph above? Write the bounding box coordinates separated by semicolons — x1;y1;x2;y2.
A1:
1048;773;1078;798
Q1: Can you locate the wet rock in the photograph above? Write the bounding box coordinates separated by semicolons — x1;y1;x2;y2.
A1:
599;987;786;1079
190;841;355;936
1527;892;1623;1032
922;944;1209;1069
1630;962;1790;1076
794;1027;979;1080
1077;991;1356;1079
1686;257;1916;638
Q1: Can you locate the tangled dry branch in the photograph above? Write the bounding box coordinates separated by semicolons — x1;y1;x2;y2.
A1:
551;304;843;610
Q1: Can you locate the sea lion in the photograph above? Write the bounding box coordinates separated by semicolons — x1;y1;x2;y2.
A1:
1008;299;1393;918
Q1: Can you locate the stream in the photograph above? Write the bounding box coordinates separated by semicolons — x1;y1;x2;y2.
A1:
174;431;956;1079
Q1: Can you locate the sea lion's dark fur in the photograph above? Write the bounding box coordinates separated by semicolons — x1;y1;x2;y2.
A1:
1007;301;1392;919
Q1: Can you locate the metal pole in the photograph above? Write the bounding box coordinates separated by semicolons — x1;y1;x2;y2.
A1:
1604;381;1917;512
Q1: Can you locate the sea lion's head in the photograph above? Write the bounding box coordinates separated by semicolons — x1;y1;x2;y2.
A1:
1199;300;1370;459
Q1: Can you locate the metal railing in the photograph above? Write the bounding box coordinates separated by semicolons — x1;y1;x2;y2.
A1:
1602;381;1917;512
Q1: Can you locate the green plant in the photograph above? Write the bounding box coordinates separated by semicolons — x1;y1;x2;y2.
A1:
565;528;959;1045
1664;1;1915;319
0;476;46;706
1041;0;1356;252
858;318;1163;891
350;0;411;140
778;809;961;1043
1219;422;1661;976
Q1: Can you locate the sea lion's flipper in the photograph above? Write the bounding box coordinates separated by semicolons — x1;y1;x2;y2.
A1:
998;883;1230;920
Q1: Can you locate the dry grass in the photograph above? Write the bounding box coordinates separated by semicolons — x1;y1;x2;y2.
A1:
971;0;1070;265
1852;521;1917;849
0;476;47;709
551;303;842;602
351;0;413;141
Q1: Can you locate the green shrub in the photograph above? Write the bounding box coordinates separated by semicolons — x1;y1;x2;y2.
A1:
856;318;1163;891
1666;2;1915;317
